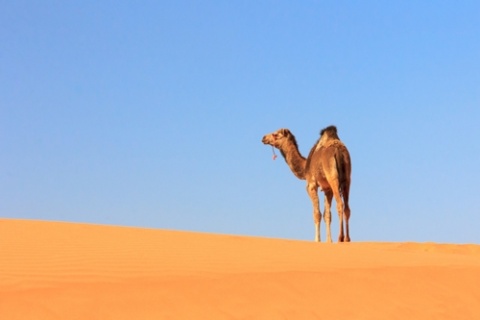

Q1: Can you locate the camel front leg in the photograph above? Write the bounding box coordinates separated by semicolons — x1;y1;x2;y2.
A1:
323;190;334;243
306;183;321;242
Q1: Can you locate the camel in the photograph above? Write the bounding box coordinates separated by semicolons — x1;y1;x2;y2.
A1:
262;126;352;242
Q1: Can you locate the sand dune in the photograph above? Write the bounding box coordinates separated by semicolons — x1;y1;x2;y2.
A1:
1;219;479;319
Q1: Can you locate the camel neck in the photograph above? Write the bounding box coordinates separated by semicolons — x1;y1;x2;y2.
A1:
280;141;306;180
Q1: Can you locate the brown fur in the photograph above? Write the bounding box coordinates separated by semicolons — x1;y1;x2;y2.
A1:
262;126;352;242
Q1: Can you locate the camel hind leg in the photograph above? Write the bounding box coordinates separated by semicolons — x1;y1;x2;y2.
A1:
332;186;351;242
332;149;351;242
342;183;351;242
328;180;346;242
333;191;345;242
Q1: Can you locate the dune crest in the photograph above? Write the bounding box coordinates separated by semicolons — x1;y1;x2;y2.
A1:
1;219;479;319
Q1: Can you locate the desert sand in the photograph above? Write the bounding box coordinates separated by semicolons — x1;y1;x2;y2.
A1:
1;219;479;319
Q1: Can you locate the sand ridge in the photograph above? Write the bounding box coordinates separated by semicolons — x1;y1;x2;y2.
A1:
1;219;479;319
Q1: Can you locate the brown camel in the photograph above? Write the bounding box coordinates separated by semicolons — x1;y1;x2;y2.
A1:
262;126;352;242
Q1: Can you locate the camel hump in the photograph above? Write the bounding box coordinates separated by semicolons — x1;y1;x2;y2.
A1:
320;125;339;140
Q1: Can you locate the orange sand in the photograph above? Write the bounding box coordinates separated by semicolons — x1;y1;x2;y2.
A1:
1;219;479;319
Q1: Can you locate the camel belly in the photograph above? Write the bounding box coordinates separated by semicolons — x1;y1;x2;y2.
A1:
317;179;331;192
306;173;330;192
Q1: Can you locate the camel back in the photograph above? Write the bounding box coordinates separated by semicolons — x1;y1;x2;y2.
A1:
305;125;342;165
320;125;339;140
305;126;351;195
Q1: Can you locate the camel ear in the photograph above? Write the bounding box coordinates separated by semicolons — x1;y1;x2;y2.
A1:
281;129;290;137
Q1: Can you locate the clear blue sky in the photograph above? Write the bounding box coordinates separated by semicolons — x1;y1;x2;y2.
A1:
2;1;479;243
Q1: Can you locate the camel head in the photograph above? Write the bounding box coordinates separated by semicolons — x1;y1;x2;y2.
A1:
262;128;292;149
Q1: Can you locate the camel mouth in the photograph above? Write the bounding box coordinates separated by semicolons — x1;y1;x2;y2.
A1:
261;137;271;145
